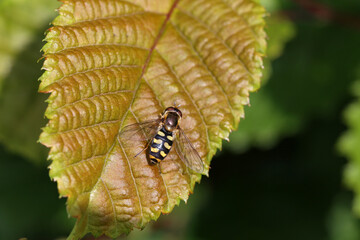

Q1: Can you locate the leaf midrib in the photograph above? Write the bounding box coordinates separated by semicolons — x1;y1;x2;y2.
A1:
86;0;181;227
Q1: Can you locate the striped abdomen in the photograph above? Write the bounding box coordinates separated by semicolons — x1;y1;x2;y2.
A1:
148;127;174;165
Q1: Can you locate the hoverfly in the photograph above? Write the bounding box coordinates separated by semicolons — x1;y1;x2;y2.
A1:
118;106;204;173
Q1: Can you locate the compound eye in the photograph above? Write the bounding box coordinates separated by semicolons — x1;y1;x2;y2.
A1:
175;109;182;118
165;107;175;112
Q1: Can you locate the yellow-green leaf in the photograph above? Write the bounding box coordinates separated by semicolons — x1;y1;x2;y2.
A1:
39;0;266;239
339;79;360;216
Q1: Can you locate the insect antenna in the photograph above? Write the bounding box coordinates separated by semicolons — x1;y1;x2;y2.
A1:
173;100;181;108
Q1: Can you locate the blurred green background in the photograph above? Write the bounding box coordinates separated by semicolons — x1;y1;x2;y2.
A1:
1;0;360;239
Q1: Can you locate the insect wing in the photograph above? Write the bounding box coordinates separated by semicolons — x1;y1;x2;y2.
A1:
118;119;161;143
175;128;204;173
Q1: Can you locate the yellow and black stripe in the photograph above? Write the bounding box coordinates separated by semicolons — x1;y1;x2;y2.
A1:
148;127;174;165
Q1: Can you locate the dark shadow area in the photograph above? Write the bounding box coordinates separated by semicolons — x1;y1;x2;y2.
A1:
194;117;349;240
0;145;74;240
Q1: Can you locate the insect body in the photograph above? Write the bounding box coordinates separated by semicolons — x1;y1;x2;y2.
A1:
148;127;174;165
119;106;204;173
148;107;181;165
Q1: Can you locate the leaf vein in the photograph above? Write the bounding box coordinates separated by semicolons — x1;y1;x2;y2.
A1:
53;43;150;55
170;21;235;112
67;11;148;26
101;178;117;226
177;8;256;81
130;107;171;208
117;126;144;226
46;64;141;90
65;153;106;169
155;50;211;157
58;119;120;134
220;0;262;41
85;138;118;229
118;0;180;145
56;89;133;111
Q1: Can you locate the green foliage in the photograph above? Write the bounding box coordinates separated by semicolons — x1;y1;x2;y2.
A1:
225;14;297;152
328;195;360;240
339;72;360;216
0;0;60;163
0;145;74;240
0;0;60;89
39;0;266;238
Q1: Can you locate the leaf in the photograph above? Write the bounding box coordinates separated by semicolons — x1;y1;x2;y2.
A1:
339;77;360;216
39;0;266;238
0;0;61;163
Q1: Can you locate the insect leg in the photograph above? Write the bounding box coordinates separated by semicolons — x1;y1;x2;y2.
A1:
134;140;151;158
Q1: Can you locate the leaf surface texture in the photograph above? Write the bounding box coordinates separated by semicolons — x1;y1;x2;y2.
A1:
39;0;266;238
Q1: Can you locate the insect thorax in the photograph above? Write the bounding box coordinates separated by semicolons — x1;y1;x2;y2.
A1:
163;111;181;132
